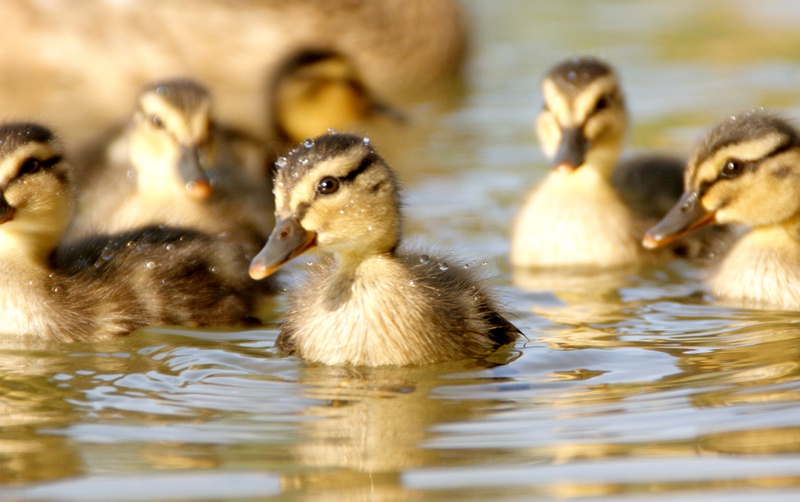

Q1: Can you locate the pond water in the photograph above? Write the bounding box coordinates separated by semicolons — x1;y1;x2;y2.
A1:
4;1;800;500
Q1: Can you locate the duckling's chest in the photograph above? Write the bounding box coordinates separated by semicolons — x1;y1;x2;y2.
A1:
710;228;800;308
285;259;451;366
512;170;640;268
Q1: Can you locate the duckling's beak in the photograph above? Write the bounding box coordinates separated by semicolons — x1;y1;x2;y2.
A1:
249;216;317;279
553;127;588;173
643;191;716;249
0;194;13;224
178;145;213;201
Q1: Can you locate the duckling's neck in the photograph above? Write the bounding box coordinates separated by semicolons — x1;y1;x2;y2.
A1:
327;248;394;294
0;219;63;265
0;235;51;274
290;250;439;366
512;165;640;268
586;146;622;178
0;230;60;338
710;215;800;308
708;217;800;309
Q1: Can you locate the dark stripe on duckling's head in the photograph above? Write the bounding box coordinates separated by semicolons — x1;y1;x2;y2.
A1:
545;57;614;97
691;111;800;169
0;123;57;157
687;111;800;194
0;123;67;185
340;150;377;183
275;133;379;184
274;49;344;76
138;78;211;116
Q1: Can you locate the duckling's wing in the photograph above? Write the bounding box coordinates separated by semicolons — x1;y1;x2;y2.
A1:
454;264;523;347
210;125;271;187
274;330;297;355
484;311;523;347
612;154;685;220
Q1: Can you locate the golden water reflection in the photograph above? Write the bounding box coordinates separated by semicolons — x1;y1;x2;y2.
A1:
278;359;518;498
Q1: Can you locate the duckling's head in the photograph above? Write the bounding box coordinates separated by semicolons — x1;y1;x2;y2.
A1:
536;57;627;175
128;78;215;201
269;50;403;145
0;123;72;254
644;111;800;248
250;133;400;279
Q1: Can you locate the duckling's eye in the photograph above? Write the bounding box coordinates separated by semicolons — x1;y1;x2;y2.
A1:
593;94;612;113
150;115;164;128
18;158;41;177
317;176;340;195
721;159;745;179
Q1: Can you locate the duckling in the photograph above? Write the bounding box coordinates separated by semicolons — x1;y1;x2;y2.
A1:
70;78;273;255
0;122;259;341
643;110;800;308
266;49;404;155
510;57;716;269
248;133;520;367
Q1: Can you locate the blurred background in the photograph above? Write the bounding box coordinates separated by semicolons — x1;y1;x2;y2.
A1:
3;1;800;500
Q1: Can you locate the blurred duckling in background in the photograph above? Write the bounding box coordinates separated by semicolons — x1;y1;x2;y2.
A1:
644;111;800;309
249;133;521;366
511;57;728;270
266;49;404;155
70;78;273;255
0;123;260;341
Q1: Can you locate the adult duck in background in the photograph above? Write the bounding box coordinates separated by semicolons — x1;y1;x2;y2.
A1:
249;133;521;366
0;122;260;341
0;0;465;146
644;111;800;309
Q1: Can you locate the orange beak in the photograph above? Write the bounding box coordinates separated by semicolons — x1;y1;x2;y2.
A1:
178;145;213;201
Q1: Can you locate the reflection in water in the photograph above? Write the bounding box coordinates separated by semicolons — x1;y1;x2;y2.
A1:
0;330;288;486
3;304;800;499
0;337;100;485
512;262;703;324
0;376;84;484
533;309;800;473
280;356;519;499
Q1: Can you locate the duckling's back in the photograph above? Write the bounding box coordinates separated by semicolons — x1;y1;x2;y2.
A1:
50;225;259;340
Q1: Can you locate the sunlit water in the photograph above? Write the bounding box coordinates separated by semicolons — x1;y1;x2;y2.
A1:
4;1;800;500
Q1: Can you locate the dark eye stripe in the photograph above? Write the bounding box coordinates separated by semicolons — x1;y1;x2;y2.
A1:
17;155;62;178
696;136;797;196
41;155;62;169
305;153;378;204
591;94;612;115
340;154;375;183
